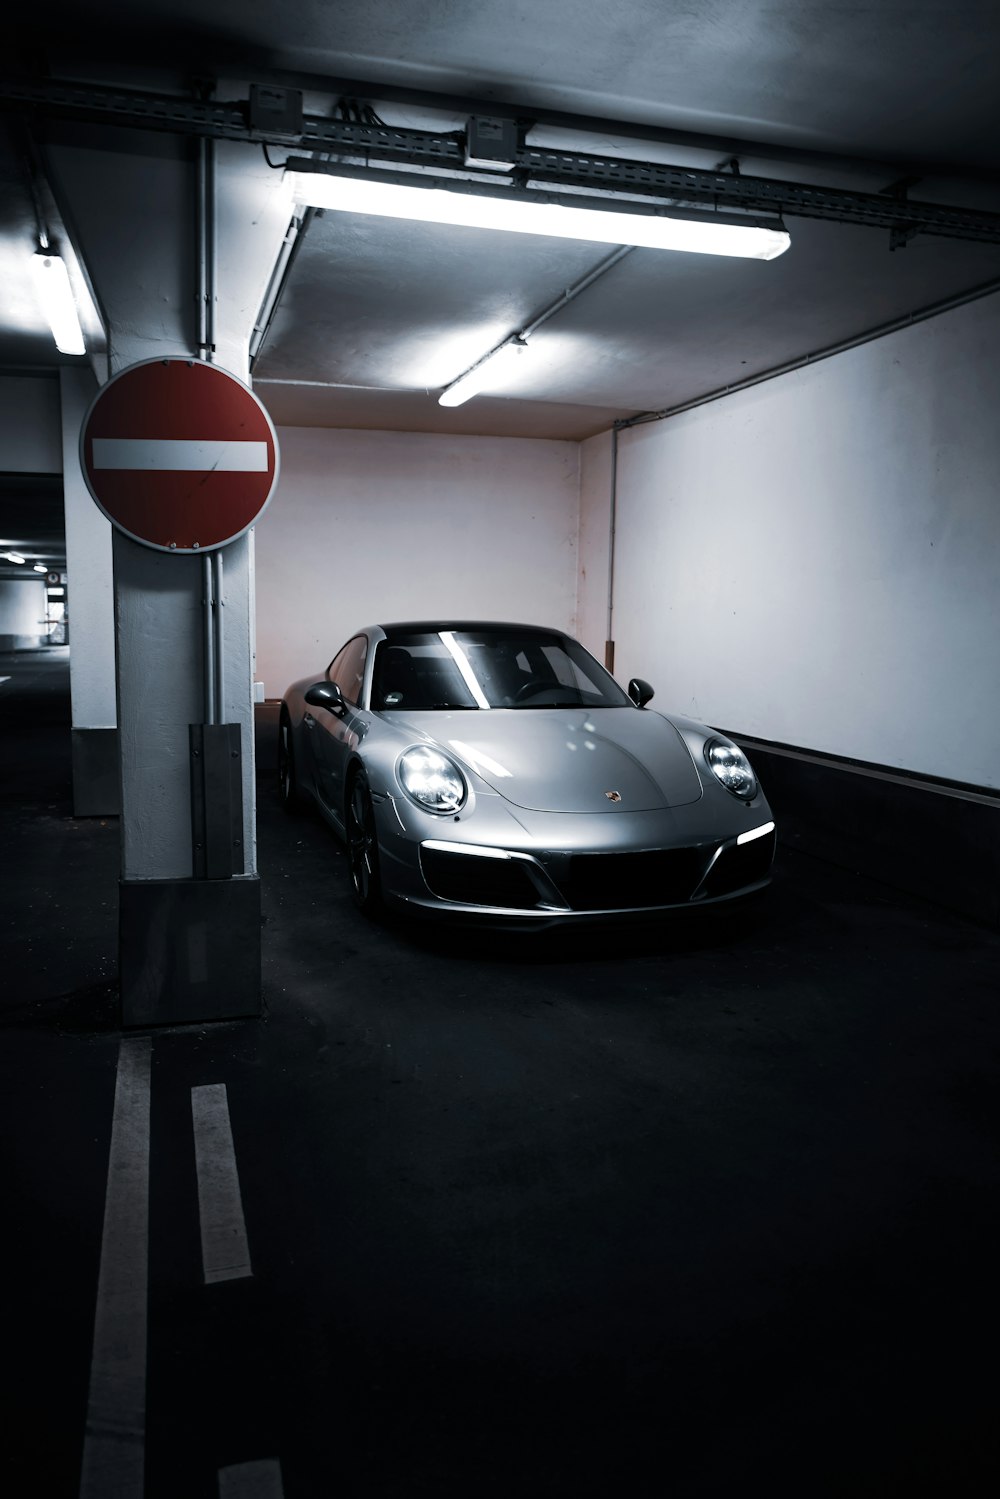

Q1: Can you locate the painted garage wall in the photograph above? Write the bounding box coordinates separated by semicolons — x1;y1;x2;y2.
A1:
0;372;62;473
253;425;581;697
579;291;1000;791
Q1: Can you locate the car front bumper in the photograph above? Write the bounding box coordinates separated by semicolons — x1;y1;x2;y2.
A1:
374;791;776;924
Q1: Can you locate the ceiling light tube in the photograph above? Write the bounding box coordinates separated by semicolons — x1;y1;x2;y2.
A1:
33;563;48;572
285;161;790;260
3;552;27;564
439;339;529;407
29;250;86;355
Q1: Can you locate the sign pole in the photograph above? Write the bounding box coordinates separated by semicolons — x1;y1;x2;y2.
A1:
80;357;280;1027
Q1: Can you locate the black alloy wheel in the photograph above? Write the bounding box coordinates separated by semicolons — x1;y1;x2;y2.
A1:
346;769;384;916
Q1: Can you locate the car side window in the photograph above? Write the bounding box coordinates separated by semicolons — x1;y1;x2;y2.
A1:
329;634;368;707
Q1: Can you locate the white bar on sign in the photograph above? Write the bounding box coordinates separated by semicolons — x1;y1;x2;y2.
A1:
92;438;268;472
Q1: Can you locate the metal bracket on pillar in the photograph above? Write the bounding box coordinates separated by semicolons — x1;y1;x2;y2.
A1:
189;722;244;878
881;176;922;251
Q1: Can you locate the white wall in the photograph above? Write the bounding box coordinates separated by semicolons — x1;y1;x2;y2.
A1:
254;426;580;696
0;373;62;473
579;292;1000;789
0;579;48;647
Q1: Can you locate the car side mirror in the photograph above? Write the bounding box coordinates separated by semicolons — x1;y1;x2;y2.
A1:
628;677;655;708
304;680;347;715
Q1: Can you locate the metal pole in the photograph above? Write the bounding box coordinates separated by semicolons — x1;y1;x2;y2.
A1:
202;553;215;724
205;138;217;363
213;549;225;724
196;138;207;358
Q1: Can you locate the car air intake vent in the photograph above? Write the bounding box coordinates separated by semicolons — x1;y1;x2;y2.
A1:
557;848;706;910
420;847;542;909
701;829;776;898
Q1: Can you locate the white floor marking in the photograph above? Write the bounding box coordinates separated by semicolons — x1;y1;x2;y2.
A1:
191;1083;253;1284
0;676;11;685
218;1458;285;1497
79;1036;152;1499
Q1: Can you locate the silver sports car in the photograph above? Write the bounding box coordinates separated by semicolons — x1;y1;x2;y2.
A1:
278;621;775;924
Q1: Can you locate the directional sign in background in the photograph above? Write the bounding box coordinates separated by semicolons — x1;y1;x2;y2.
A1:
80;358;280;552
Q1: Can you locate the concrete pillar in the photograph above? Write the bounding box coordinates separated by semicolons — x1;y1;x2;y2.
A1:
46;128;294;1025
0;578;49;649
61;366;119;815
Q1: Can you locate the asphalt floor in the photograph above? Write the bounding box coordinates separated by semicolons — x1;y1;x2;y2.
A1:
2;648;999;1497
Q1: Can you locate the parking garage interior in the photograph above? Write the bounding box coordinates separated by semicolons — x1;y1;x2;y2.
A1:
3;5;1000;1496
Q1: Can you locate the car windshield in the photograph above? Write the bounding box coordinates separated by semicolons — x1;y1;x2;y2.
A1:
371;628;631;711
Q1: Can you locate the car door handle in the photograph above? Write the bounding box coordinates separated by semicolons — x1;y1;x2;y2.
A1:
303;712;316;727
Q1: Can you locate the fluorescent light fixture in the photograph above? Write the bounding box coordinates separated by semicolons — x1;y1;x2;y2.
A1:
736;821;776;845
2;552;26;565
33;564;48;572
29;251;86;355
285;161;790;261
439;339;528;408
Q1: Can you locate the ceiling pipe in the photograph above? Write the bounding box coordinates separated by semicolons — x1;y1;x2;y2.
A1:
617;273;1000;431
605;423;619;675
439;244;634;406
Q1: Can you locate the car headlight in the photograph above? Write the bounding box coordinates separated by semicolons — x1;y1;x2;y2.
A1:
704;737;757;800
398;746;467;814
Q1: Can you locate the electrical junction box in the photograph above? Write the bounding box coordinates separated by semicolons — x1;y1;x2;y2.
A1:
248;84;304;138
465;116;518;170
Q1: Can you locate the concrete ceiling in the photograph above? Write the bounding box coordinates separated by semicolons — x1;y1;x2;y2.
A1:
3;0;1000;455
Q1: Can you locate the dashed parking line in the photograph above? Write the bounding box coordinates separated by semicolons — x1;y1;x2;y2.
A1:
191;1083;253;1284
79;1036;152;1499
218;1458;285;1497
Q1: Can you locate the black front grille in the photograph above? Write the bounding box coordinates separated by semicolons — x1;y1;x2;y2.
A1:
420;847;542;909
554;847;707;911
420;835;774;914
701;830;776;898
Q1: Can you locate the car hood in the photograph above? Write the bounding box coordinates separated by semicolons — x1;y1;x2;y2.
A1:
392;707;703;812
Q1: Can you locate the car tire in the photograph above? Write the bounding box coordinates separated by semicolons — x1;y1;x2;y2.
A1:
278;711;305;813
346;769;385;917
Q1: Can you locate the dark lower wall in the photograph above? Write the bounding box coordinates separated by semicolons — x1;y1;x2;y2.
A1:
251;701;1000;928
254;700;281;772
0;633;45;649
71;727;120;816
733;735;1000;929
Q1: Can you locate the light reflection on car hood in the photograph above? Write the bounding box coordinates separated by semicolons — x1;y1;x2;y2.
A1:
387;707;703;813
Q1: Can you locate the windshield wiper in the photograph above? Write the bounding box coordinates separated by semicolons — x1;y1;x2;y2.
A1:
516;701;581;710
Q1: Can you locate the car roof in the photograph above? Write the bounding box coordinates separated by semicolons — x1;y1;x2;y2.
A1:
377;621;567;637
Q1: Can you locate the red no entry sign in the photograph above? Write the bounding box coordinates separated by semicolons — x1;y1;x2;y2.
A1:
80;358;280;552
